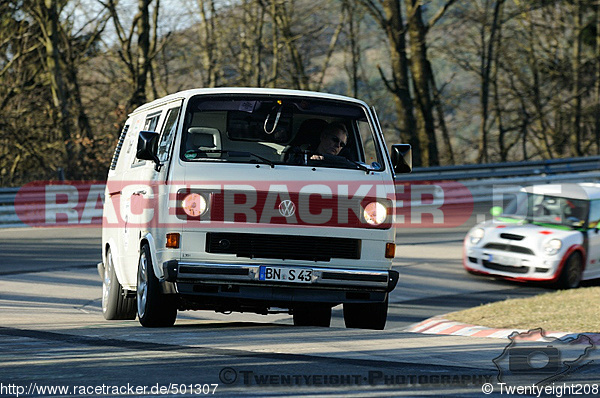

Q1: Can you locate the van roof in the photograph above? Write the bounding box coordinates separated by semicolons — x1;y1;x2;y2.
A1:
129;87;368;116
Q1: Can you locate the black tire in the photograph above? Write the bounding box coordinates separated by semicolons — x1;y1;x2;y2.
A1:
343;297;388;330
558;252;583;289
293;305;331;327
102;248;136;320
137;244;177;327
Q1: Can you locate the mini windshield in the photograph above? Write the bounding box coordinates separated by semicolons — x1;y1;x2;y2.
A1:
180;95;384;170
501;192;588;228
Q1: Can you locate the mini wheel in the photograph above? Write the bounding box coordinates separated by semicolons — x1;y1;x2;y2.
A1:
557;252;583;289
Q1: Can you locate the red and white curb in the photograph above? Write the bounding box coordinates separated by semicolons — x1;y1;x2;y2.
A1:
406;316;600;345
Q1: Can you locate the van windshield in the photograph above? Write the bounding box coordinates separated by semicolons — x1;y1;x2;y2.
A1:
180;95;384;171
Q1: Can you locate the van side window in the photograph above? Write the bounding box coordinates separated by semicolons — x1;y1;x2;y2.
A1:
157;107;180;162
110;125;129;171
144;112;161;132
358;120;382;168
133;112;162;166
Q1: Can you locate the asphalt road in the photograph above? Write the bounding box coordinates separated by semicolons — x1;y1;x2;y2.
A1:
0;219;597;396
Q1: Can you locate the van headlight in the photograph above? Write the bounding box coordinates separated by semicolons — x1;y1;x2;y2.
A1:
543;239;562;256
182;193;208;217
363;201;388;225
469;228;485;245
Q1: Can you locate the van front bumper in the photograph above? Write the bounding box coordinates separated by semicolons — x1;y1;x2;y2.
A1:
162;260;398;294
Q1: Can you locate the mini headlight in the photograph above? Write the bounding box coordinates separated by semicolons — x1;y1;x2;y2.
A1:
363;201;387;225
543;239;562;256
469;228;485;245
182;193;208;217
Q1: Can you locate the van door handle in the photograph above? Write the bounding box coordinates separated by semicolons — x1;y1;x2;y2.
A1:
132;190;147;196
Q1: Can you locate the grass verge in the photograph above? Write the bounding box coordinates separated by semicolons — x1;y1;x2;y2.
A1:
444;286;600;333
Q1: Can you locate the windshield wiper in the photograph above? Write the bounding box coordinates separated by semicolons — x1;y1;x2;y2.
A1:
229;150;275;168
348;160;373;173
185;149;275;168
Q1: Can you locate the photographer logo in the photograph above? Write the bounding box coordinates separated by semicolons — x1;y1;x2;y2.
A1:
493;328;594;386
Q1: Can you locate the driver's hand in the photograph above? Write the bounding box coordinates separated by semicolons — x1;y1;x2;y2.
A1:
310;154;324;160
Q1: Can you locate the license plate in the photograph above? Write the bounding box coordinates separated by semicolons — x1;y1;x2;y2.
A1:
488;254;520;266
258;266;313;283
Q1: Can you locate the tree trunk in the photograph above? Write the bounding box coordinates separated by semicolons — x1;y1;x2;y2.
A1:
360;0;421;165
596;0;600;154
477;0;504;164
128;0;151;110
405;0;438;166
272;1;310;90
35;0;77;177
570;0;583;157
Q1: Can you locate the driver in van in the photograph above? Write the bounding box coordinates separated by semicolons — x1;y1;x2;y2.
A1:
286;122;350;164
310;122;349;159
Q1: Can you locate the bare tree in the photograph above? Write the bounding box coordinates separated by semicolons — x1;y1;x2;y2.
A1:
570;0;584;157
197;0;221;87
357;0;421;165
595;0;600;154
266;0;310;90
404;0;440;166
100;0;163;112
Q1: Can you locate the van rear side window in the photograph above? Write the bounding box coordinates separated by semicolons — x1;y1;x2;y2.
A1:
144;112;161;131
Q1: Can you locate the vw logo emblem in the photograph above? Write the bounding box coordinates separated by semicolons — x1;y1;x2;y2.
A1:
278;200;296;218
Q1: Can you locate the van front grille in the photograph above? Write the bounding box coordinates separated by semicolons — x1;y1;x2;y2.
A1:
205;232;361;261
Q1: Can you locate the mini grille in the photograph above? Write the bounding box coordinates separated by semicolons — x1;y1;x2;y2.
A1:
483;243;534;255
482;260;529;274
206;232;361;261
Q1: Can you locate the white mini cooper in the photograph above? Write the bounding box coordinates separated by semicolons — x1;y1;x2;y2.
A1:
464;183;600;288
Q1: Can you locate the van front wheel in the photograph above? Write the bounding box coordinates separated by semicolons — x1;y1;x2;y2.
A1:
343;298;388;330
137;244;177;327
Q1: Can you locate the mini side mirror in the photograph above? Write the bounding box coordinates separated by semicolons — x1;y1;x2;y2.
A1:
136;131;163;171
391;144;412;174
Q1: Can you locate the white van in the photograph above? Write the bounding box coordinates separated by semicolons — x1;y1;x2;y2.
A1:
99;88;411;329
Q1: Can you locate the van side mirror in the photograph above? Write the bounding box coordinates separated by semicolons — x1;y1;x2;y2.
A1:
137;131;163;171
390;144;412;174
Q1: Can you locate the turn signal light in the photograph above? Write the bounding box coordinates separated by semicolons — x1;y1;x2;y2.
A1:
166;233;180;248
385;242;396;258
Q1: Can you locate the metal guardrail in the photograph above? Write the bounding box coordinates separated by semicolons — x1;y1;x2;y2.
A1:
2;156;600;228
400;155;600;181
